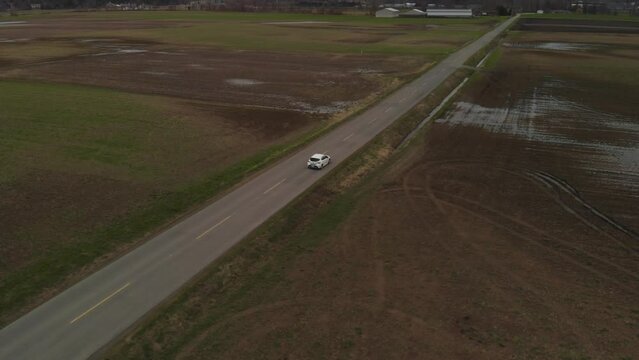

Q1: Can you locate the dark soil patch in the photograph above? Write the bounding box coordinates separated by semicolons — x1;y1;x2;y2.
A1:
187;101;319;141
0;169;151;275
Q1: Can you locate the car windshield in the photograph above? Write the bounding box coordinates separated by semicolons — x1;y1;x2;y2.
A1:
310;157;320;162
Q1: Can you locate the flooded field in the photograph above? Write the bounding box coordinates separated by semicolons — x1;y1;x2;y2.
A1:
363;25;639;358
502;41;597;51
440;76;639;191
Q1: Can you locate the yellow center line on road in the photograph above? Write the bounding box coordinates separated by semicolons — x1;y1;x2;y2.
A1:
69;282;131;324
196;215;233;240
343;133;354;142
263;178;286;195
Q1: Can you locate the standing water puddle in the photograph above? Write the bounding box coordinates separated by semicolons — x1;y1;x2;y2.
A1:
439;78;639;186
225;78;264;86
503;42;597;51
76;39;149;56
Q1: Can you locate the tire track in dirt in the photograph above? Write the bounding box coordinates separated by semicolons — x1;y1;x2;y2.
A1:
399;166;457;259
528;171;639;248
425;188;639;294
334;215;385;311
397;164;592;349
408;159;638;253
175;202;426;357
399;161;629;353
407;160;639;288
176;296;446;359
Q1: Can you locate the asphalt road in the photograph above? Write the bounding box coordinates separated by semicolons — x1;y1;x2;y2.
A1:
0;15;518;360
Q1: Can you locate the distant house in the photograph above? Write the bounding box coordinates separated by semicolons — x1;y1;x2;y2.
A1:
400;8;425;16
383;2;415;8
30;3;41;9
426;8;473;17
104;2;149;11
188;0;224;10
105;2;122;10
376;7;400;17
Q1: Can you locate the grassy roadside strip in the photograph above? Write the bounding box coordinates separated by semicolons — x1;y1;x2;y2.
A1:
464;39;496;67
479;44;503;70
102;67;472;359
0;60;434;326
459;36;504;98
464;14;520;68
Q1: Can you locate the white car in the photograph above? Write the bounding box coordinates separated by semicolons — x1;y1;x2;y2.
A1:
307;153;331;169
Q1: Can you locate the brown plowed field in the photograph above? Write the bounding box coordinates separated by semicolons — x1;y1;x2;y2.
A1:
4;39;406;111
133;22;639;359
0;20;419;111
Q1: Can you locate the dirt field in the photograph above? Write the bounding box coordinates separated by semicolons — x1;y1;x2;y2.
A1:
106;19;639;359
3;40;411;111
0;18;429;110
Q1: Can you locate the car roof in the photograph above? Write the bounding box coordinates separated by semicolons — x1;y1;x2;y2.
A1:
311;153;327;158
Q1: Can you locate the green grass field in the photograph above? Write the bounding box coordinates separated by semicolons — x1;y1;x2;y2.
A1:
1;81;165;182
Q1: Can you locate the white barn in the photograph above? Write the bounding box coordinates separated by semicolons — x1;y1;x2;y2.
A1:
376;8;400;17
426;9;473;17
400;8;426;17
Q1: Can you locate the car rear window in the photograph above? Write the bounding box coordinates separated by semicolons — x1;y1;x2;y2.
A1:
310;157;320;161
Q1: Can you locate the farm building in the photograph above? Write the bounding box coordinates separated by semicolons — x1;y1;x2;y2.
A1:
188;0;225;10
375;7;400;17
400;8;426;16
426;8;473;17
